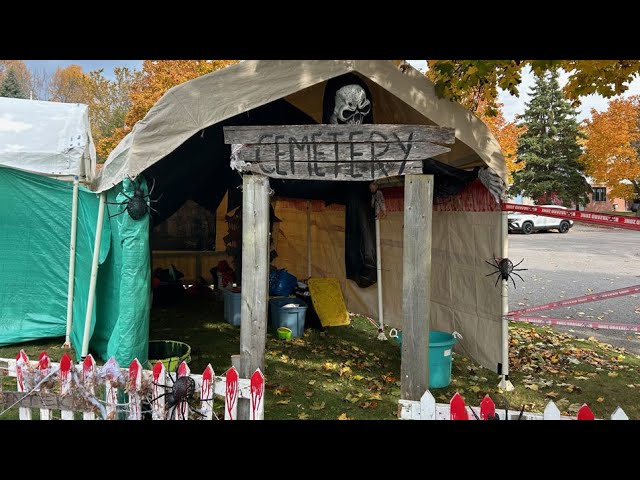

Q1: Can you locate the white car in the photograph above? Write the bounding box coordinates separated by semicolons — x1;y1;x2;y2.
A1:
508;205;573;234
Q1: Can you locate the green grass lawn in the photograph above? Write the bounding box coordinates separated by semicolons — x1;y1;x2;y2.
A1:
1;293;639;420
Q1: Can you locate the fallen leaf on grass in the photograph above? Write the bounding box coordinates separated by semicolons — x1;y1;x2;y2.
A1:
310;402;326;411
322;362;338;371
597;397;605;403
298;412;309;420
608;372;619;378
626;384;636;389
525;384;539;391
369;393;383;400
304;391;314;398
338;413;352;420
345;393;359;404
353;374;364;381
308;380;316;385
276;399;290;405
546;391;559;398
470;386;481;393
339;366;352;377
574;376;589;380
361;400;378;409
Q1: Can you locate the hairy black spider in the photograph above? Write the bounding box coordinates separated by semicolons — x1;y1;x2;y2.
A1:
107;177;161;220
485;257;527;288
150;363;213;420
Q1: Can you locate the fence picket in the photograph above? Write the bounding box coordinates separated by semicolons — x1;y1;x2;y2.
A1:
611;407;629;420
450;392;468;420
1;352;262;421
128;359;142;420
201;364;215;420
15;350;31;420
38;351;51;420
480;395;496;420
577;404;595;420
543;401;561;420
225;367;239;420
174;361;190;420
419;389;436;420
82;355;96;420
103;357;120;420
151;361;167;420
250;369;265;420
59;353;74;420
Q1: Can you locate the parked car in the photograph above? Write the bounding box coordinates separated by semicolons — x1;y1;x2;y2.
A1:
508;205;573;234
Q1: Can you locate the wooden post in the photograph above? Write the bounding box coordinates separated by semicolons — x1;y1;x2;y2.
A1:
401;175;433;401
238;174;270;419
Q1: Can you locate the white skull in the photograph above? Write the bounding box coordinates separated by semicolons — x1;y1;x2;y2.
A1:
329;84;371;124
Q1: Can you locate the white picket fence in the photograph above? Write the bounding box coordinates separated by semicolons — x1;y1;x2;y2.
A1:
399;391;629;420
0;350;264;420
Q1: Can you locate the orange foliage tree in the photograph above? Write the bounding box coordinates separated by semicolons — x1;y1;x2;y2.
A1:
580;96;640;200
98;60;238;160
49;65;89;103
475;102;526;183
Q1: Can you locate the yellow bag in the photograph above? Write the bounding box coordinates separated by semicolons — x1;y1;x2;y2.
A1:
307;278;350;327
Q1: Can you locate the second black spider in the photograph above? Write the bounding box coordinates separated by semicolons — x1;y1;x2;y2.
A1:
485;257;527;288
108;178;161;220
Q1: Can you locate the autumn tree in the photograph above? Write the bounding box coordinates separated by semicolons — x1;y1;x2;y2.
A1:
84;67;140;161
580;97;640;200
0;68;28;98
510;70;591;206
425;60;640;115
0;61;30;97
49;64;89;103
99;60;238;159
475;101;526;182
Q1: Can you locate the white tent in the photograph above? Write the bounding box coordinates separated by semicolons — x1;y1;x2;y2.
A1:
0;97;95;181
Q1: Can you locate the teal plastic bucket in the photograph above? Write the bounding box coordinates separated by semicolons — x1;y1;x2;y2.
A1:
391;330;457;389
428;331;457;388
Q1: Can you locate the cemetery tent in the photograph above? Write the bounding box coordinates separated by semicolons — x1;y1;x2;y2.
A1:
94;60;508;372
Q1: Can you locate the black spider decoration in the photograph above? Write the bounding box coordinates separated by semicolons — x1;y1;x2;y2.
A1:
107;178;161;220
150;366;213;420
485;257;527;288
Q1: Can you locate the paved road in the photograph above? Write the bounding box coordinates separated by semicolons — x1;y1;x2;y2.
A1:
508;224;640;354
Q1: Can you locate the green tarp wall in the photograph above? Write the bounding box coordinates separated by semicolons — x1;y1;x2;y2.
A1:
0;168;150;365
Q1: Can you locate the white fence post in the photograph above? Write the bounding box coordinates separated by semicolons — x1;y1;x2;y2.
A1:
225;367;239;420
59;353;74;420
543;401;561;420
201;364;215;420
418;390;435;420
38;351;51;420
82;355;96;420
15;350;31;420
151;361;167;420
174;361;191;420
128;359;142;420
250;369;265;421
611;407;629;420
103;357;120;420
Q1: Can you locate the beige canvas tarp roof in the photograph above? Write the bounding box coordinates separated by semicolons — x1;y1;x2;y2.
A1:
94;60;505;191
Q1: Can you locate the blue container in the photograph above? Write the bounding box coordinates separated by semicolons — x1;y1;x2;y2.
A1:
428;331;457;388
269;297;307;337
392;330;457;389
223;290;242;327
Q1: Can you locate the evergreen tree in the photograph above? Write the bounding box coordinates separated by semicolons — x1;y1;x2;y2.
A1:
510;70;591;206
0;68;28;99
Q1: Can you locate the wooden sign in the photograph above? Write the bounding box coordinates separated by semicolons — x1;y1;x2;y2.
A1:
224;124;455;181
